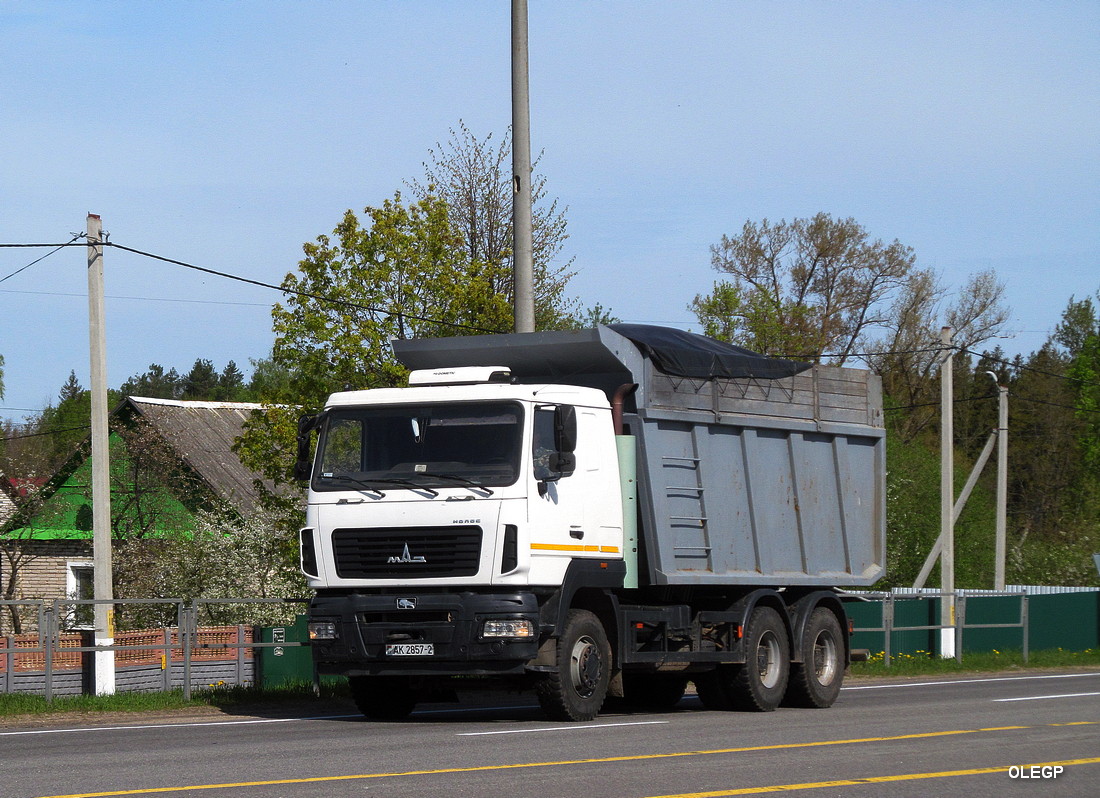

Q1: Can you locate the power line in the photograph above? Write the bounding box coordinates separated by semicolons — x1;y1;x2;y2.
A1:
0;235;84;284
0;239;504;335
3;424;91;441
960;346;1100;389
0;287;269;308
1009;393;1100;416
103;241;505;335
883;395;995;412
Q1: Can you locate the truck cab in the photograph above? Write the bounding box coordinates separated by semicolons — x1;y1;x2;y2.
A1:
300;367;629;718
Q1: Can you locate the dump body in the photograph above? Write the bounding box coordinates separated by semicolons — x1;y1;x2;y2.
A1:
393;324;886;588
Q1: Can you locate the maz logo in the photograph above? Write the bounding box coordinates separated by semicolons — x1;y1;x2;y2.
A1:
387;543;427;564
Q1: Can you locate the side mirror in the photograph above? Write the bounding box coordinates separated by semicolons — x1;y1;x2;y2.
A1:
294;413;320;482
554;405;577;454
549;451;576;476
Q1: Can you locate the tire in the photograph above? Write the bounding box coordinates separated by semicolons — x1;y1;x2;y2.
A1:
784;607;844;708
697;605;789;712
349;675;417;720
621;672;688;712
535;609;612;721
733;605;790;711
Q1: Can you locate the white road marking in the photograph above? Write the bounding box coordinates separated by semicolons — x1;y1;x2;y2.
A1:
0;714;359;737
842;672;1100;691
458;720;670;736
994;691;1100;702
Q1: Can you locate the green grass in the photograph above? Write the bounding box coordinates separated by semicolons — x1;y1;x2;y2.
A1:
0;679;349;719
849;647;1100;677
0;689;205;717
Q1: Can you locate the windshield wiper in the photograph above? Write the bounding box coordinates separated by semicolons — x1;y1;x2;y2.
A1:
320;474;439;498
414;472;494;496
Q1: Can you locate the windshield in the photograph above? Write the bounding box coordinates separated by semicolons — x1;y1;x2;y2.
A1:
313;402;524;491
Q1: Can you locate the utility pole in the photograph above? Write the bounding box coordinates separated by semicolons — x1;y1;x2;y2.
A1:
994;377;1008;590
511;0;535;333
87;213;115;695
939;326;955;658
913;369;1010;596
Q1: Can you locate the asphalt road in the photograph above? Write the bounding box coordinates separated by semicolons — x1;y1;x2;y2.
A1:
2;670;1098;798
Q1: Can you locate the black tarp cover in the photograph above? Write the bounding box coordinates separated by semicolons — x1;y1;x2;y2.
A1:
608;324;811;381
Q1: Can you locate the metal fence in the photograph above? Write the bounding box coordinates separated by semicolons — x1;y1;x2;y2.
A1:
0;597;311;701
847;590;1030;666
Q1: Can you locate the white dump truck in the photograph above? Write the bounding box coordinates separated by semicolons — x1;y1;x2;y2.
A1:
297;324;885;720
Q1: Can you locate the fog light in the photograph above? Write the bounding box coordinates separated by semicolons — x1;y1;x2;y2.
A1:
481;619;535;639
308;621;338;640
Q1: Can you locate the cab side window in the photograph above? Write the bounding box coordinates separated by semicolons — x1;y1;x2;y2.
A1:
532;408;556;480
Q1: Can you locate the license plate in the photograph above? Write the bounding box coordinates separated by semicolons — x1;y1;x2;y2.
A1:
385;643;434;657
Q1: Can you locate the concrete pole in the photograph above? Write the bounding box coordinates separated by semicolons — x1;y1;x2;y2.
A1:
511;0;535;333
939;326;955;658
87;213;115;695
994;381;1008;590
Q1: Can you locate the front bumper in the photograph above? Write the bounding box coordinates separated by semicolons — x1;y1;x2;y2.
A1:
309;590;542;677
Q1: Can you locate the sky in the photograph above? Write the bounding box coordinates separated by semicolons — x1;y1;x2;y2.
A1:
2;1;1097;424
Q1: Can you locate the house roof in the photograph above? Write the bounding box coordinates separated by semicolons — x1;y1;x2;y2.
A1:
3;397;289;538
123;397;274;516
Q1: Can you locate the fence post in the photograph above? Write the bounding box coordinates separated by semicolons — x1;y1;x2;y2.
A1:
162;627;171;693
884;594;894;667
1;634;9;695
182;603;194;702
955;595;965;663
236;625;246;687
44;604;56;703
1022;594;1029;664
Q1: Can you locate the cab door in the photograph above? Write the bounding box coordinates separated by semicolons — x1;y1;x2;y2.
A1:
527;405;620;582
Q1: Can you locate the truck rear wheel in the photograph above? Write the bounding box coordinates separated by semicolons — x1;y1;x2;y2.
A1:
696;606;789;712
535;609;611;722
784;607;844;708
735;605;790;711
349;675;417;720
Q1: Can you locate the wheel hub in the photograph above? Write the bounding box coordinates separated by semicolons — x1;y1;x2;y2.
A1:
570;634;602;697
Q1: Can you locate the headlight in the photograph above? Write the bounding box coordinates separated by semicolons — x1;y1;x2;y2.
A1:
481;619;535;639
308;621;338;640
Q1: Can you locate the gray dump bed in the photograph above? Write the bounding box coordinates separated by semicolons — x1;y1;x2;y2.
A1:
393;325;886;588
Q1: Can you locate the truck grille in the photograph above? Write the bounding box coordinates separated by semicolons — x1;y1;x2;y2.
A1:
331;526;482;579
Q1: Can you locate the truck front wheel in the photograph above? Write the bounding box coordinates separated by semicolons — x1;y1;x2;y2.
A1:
535;609;611;721
784;607;844;708
349;676;417;720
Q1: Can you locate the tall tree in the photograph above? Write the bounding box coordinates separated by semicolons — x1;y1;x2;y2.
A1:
58;370;83;403
1059;293;1100;504
120;364;181;400
272;192;511;400
868;268;1010;441
692;214;918;362
235;192;514;507
181;358;220;399
408;122;580;329
218;361;246;401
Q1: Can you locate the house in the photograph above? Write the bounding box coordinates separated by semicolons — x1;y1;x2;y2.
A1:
0;397;281;633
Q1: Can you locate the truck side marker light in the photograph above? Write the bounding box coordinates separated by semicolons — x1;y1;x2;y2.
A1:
735;625;743;640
